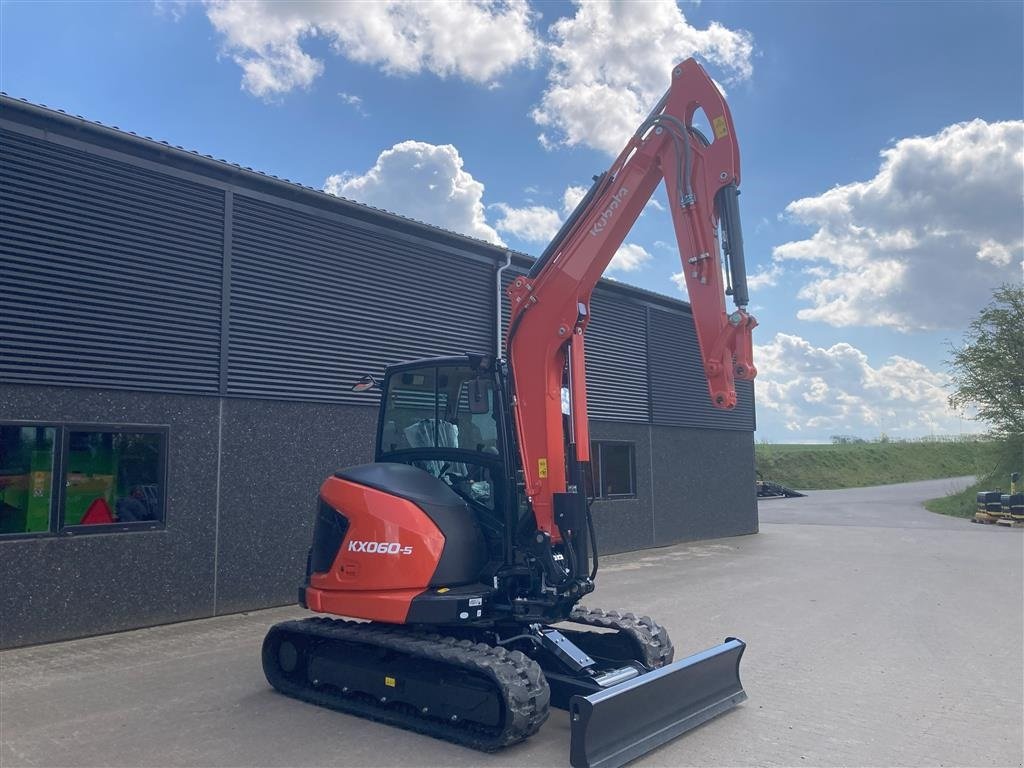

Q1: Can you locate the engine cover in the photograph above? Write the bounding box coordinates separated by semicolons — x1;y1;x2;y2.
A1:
305;463;486;623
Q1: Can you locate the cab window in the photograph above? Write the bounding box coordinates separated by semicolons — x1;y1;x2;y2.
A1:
379;364;501;459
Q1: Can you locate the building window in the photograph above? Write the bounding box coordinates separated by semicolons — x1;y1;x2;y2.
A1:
588;441;637;500
0;425;57;535
62;428;165;530
0;422;167;537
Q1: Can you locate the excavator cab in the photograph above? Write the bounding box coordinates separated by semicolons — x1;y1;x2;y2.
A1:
377;358;508;507
374;355;518;564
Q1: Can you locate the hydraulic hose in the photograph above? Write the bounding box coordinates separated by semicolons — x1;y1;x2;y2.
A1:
586;498;599;580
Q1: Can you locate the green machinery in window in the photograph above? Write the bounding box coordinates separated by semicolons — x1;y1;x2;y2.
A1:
0;426;55;534
0;423;165;536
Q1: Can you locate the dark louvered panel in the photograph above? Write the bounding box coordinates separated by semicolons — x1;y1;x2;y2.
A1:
0;129;224;393
584;290;650;422
648;307;754;430
228;196;494;402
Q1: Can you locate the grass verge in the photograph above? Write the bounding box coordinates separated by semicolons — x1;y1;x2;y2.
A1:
923;438;1023;518
755;439;993;491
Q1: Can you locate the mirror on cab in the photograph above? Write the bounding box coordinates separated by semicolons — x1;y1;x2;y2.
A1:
351;374;381;393
467;378;490;414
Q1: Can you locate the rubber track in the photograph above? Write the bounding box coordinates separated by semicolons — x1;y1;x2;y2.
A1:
263;617;549;752
567;607;676;669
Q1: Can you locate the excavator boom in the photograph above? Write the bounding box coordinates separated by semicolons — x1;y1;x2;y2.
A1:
506;58;757;543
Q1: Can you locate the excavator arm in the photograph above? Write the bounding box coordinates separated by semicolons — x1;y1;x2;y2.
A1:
506;58;758;544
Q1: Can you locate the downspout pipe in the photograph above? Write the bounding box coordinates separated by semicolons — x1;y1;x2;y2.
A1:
496;250;512;358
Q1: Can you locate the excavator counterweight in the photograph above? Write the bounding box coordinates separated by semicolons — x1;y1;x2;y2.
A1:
263;57;756;768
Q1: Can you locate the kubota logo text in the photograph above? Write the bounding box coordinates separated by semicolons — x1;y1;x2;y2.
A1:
348;540;413;555
590;187;629;236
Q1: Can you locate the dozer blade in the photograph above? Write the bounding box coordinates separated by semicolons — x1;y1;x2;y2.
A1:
569;638;746;768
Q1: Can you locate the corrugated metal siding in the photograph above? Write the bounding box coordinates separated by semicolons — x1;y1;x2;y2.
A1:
0;129;224;393
227;195;494;402
585;291;650;422
648;307;754;430
0;119;752;430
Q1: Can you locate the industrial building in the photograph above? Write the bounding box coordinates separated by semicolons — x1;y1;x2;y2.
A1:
0;95;756;648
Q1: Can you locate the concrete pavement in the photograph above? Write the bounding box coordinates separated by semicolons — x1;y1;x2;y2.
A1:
758;476;980;529
2;477;1021;767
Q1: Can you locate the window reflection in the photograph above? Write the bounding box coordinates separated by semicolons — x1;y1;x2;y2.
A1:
588;441;637;500
0;426;55;535
65;430;163;526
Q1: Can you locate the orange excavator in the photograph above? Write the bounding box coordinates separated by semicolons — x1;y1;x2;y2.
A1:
263;58;757;768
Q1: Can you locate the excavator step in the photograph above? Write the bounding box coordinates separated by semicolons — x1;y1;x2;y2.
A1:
569;638;747;768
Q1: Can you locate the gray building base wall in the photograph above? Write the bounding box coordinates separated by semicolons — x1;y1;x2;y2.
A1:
651;425;759;543
214;397;377;614
0;387;755;648
588;420;757;556
0;384;376;648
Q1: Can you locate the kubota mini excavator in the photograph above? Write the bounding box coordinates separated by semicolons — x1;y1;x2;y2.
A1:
263;58;758;768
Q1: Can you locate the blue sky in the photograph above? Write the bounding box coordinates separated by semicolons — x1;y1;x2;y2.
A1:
2;0;1021;442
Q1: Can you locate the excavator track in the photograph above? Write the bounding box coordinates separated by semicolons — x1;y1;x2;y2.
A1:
564;607;675;669
262;618;549;752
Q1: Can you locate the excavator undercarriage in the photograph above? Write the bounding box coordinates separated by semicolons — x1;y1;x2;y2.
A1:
263;618;550;751
264;611;746;768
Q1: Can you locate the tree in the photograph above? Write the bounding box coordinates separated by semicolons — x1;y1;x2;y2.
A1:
947;284;1024;439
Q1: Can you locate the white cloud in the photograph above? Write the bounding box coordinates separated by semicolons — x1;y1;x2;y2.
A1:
773;119;1024;331
493;203;561;243
976;239;1014;267
338;92;368;117
494;183;590;243
563;184;588;215
610;243;652;272
493;184;651;275
532;0;753;154
756;332;970;438
205;0;540;98
746;262;783;290
670;270;689;299
324;141;502;245
153;0;189;21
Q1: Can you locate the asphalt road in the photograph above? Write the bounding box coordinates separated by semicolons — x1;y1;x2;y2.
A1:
2;477;1021;768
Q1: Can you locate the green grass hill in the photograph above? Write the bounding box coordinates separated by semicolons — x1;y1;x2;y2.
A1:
755;439;994;491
